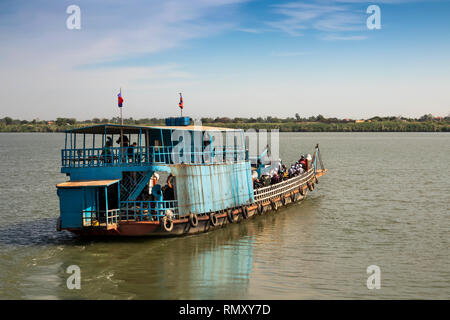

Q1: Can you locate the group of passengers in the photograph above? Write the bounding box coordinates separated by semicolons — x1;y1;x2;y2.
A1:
135;173;175;221
102;135;139;163
253;155;309;189
137;173;175;202
287;155;307;178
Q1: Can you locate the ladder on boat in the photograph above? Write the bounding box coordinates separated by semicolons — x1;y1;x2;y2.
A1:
120;171;153;201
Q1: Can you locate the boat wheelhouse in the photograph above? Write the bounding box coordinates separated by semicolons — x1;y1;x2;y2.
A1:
56;118;326;236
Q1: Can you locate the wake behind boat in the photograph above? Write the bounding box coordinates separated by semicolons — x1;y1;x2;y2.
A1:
56;117;327;236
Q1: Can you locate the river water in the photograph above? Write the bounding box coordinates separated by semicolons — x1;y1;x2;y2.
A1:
0;132;448;299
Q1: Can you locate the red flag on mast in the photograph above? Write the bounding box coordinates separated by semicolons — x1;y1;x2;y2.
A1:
178;93;183;109
118;89;124;108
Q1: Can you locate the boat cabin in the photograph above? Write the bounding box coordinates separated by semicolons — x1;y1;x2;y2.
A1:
56;119;255;231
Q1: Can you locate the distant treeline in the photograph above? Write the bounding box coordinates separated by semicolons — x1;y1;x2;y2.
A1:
1;114;449;132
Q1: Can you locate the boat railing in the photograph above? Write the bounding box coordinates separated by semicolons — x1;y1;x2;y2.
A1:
61;146;169;167
82;208;120;228
61;145;246;168
119;200;179;222
253;169;315;203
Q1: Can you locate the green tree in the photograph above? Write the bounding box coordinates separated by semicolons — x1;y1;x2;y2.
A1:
4;117;13;125
56;118;66;126
317;114;326;122
419;114;433;122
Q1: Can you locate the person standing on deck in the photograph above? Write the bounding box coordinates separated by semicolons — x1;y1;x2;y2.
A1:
129;142;139;163
299;155;306;169
116;135;129;162
102;137;113;163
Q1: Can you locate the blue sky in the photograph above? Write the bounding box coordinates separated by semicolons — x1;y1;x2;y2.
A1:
1;0;449;120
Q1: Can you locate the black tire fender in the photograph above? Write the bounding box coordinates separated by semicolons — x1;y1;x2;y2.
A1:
189;213;198;227
161;217;174;232
209;213;218;226
226;209;234;223
290;192;296;202
257;203;264;215
241;206;248;219
271;199;278;211
300;185;307;196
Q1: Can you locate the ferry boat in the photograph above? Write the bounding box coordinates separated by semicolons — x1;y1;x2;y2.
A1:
56;117;327;236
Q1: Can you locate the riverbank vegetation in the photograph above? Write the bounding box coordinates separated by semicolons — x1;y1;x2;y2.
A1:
1;114;449;132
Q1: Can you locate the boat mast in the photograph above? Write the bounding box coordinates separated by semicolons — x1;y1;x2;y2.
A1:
120;87;123;150
120;87;123;126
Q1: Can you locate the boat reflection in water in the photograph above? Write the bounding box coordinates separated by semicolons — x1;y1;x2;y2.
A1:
18;220;257;299
190;235;254;296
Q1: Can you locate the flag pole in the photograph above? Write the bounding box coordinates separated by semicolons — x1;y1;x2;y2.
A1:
179;92;183;117
120;87;123;126
119;87;123;151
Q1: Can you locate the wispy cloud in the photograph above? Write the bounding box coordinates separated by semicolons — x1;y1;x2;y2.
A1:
0;0;249;119
266;1;370;39
236;27;265;33
0;0;248;69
